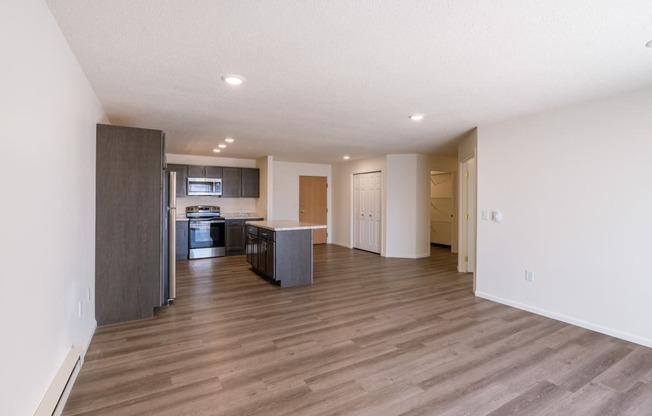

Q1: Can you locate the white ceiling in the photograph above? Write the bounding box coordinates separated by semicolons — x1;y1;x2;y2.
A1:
46;0;652;164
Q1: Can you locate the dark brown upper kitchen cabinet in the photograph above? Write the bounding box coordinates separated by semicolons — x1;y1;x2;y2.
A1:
241;168;260;198
166;164;187;197
222;167;260;198
95;124;165;326
187;165;222;178
222;167;242;198
184;165;259;197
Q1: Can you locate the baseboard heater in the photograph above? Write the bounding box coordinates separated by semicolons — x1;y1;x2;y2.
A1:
35;347;83;416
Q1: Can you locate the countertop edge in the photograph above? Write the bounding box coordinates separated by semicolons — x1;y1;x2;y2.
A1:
245;220;327;231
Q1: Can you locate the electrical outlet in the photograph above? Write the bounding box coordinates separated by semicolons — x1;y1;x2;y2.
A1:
525;270;534;282
78;301;82;317
481;210;488;220
87;288;91;302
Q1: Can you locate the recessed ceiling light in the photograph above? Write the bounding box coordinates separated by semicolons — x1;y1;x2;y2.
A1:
218;144;227;148
343;155;350;160
409;114;425;121
646;40;652;48
224;137;235;143
222;74;245;85
212;148;221;153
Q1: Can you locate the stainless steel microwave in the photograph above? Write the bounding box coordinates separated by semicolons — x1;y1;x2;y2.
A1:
187;177;222;196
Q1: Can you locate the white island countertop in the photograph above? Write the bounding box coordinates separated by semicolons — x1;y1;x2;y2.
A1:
246;220;327;231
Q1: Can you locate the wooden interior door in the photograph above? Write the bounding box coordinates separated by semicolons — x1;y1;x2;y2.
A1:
299;176;327;244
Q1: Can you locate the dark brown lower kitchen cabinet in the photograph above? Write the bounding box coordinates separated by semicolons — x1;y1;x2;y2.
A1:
176;220;189;260
245;226;259;267
227;218;263;255
226;219;246;255
95;124;165;326
245;226;274;278
257;228;275;279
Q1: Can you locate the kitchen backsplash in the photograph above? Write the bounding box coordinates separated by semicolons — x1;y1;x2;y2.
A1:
176;196;258;217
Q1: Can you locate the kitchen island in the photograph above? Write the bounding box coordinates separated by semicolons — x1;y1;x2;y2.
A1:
245;220;327;287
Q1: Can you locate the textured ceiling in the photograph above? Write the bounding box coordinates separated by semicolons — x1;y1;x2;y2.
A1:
46;0;652;163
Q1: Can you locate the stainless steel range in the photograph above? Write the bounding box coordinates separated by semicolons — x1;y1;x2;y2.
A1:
186;205;226;259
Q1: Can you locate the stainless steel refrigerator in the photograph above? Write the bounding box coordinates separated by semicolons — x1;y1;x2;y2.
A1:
161;170;177;304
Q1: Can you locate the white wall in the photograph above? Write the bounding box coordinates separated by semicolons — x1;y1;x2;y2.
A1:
256;156;273;218
384;155;431;258
475;88;652;347
0;1;107;414
458;128;478;161
331;156;386;249
166;153;258;215
272;161;332;240
331;154;433;258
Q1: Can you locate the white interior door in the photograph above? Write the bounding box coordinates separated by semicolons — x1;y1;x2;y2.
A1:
354;171;381;253
430;172;453;245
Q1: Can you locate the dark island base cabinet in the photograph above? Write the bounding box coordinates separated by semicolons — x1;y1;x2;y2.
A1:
246;226;313;287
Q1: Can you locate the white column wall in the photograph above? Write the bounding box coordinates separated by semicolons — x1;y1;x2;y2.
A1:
475;87;652;347
384;154;431;258
256;156;273;218
0;1;107;414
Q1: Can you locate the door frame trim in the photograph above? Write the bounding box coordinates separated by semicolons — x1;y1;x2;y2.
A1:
458;154;477;291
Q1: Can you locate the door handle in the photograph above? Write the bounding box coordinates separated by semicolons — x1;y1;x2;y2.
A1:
300;210;306;213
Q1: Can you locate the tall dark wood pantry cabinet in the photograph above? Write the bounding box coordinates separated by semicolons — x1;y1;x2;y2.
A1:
95;124;165;326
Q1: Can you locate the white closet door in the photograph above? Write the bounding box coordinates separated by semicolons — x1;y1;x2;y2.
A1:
354;171;381;253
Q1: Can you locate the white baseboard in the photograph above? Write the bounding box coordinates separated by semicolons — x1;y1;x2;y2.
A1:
50;320;96;415
331;241;352;249
81;319;97;356
35;348;83;416
475;291;652;348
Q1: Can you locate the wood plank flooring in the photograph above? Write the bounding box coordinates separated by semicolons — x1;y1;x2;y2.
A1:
63;245;652;415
